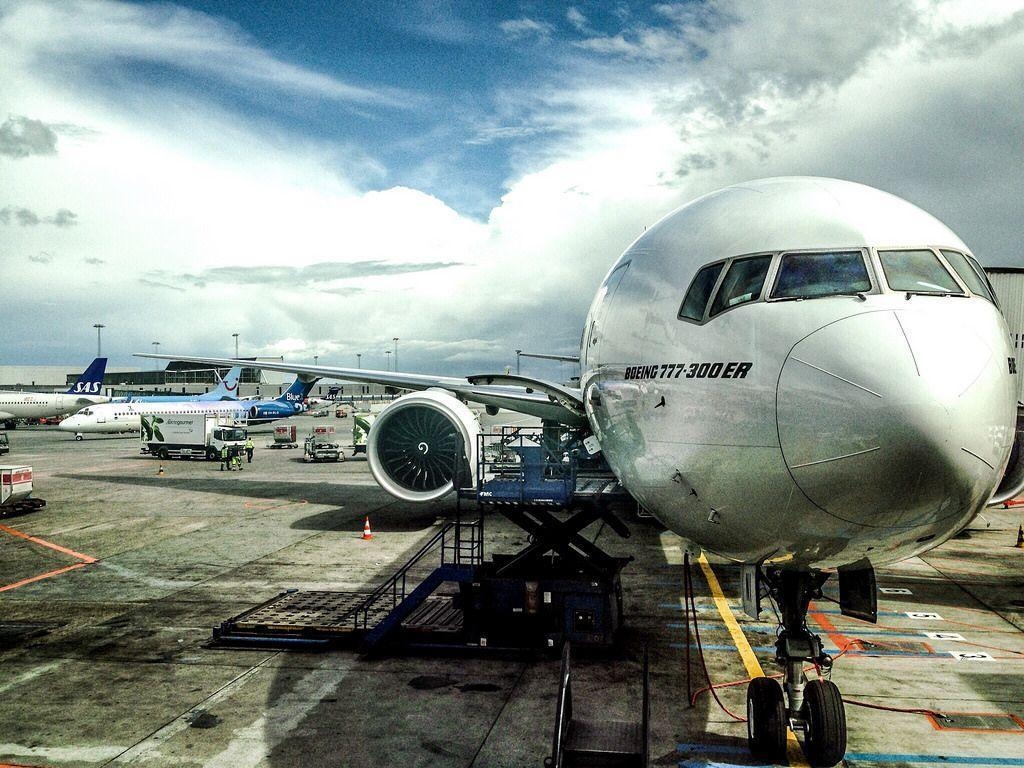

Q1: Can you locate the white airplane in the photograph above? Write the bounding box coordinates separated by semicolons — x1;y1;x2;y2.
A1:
0;357;109;428
137;177;1019;766
59;377;318;439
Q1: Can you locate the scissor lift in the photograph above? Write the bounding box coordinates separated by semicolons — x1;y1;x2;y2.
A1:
213;426;633;653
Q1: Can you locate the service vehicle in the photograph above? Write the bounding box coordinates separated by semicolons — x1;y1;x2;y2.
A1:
140;413;247;460
303;435;343;462
351;411;374;455
0;433;9;456
1;465;45;515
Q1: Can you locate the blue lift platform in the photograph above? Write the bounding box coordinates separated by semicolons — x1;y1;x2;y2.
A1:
212;426;634;654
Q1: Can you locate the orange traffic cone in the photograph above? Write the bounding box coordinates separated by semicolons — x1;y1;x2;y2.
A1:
157;464;165;476
1016;524;1023;549
361;516;373;540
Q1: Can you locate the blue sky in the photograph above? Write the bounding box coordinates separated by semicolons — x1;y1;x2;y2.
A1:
2;0;1023;374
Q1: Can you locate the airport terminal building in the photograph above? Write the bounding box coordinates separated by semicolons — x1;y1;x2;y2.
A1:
0;360;393;401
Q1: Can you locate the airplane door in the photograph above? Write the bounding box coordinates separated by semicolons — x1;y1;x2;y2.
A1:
584;261;630;369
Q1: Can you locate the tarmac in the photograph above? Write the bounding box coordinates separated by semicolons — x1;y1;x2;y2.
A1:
0;415;1022;768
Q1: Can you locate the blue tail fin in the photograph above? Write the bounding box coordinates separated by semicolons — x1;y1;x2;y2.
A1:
277;376;317;406
201;366;243;400
65;357;107;395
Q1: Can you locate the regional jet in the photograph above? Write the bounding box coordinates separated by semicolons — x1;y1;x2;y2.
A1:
59;376;317;439
137;177;1020;766
0;357;109;428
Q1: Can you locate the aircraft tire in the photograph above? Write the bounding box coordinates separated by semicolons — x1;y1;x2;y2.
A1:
802;679;846;767
158;448;170;460
75;434;83;441
747;676;786;761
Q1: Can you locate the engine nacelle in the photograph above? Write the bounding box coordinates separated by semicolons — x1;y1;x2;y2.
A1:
367;389;479;502
989;403;1024;506
248;404;280;420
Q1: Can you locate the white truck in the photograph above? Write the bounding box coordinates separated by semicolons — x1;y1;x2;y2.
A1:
1;465;45;516
141;413;247;461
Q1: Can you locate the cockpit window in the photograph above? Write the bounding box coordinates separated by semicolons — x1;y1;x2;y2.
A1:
709;255;772;317
878;249;963;294
940;249;994;303
772;251;871;299
678;262;724;321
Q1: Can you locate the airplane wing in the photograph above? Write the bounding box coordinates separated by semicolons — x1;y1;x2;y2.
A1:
518;351;581;364
135;353;587;427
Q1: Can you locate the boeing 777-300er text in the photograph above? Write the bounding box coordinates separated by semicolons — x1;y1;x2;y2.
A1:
0;357;109;428
59;376;317;439
138;177;1021;766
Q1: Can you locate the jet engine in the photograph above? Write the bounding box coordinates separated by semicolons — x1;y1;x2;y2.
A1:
367;389;479;502
248;404;281;421
989;403;1024;507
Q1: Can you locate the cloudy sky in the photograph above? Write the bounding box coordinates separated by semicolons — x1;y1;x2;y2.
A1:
2;0;1022;376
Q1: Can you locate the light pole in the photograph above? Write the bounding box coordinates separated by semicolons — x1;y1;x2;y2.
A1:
393;337;399;372
152;341;160;370
232;333;239;358
385;350;391;371
314;354;318;366
356;353;361;368
516;349;522;375
93;324;105;357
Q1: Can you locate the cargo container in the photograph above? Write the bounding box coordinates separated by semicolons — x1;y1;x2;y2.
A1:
1;465;44;514
271;424;298;448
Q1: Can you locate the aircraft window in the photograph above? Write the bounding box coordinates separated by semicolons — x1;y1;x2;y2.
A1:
878;249;962;294
772;251;870;299
679;262;724;321
968;254;1000;307
940;249;994;302
709;255;772;317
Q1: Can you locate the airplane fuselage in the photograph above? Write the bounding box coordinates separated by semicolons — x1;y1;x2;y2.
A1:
580;177;1016;570
0;392;110;421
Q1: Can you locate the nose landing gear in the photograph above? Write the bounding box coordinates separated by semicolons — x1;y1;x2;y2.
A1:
746;569;847;767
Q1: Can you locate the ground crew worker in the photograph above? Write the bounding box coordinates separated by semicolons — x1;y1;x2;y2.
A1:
220;445;229;470
232;445;243;471
245;437;254;463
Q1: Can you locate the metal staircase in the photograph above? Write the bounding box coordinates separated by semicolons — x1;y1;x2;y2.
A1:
546;643;649;768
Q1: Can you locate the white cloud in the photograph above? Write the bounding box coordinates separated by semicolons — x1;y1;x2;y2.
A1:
1;0;409;108
1;0;1022;375
499;17;555;40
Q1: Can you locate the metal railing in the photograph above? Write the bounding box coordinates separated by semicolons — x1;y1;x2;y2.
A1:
352;519;482;630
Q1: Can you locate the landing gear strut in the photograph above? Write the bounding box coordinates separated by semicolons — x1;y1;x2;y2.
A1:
746;569;847;767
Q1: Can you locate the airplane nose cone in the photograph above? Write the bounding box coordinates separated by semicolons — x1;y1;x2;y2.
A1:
777;308;1010;529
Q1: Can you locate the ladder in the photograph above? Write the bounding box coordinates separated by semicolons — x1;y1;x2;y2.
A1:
546;643;649;768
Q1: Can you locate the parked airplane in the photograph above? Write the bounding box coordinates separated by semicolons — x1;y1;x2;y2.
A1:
137;177;1019;766
114;366;244;403
59;376;317;439
0;358;109;428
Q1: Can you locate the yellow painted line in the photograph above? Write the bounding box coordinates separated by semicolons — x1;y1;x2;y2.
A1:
697;553;808;767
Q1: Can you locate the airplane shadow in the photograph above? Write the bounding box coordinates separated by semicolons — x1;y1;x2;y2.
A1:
54;473;453;532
